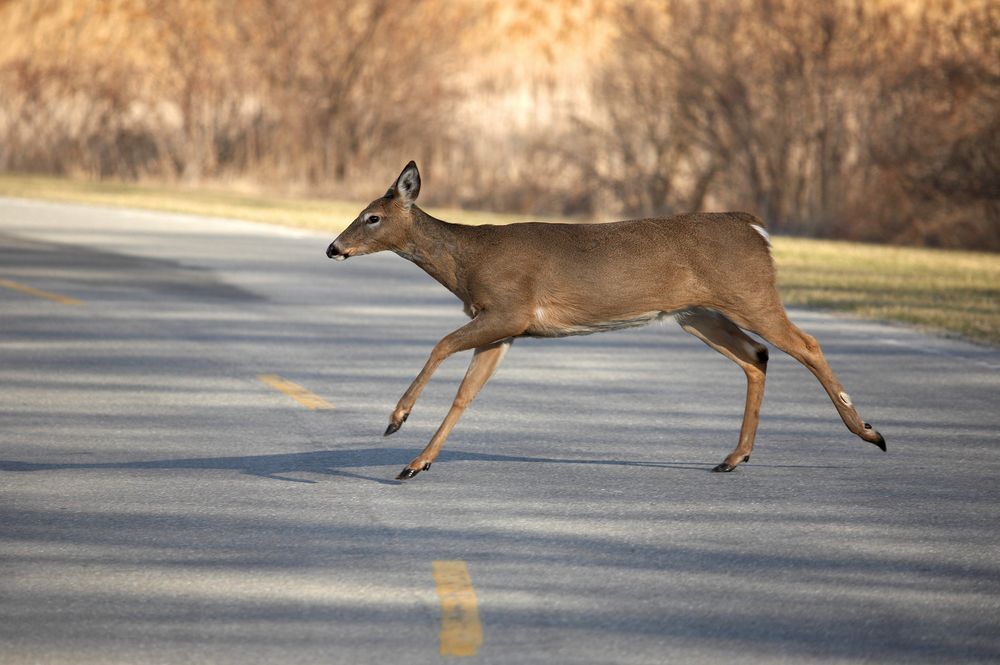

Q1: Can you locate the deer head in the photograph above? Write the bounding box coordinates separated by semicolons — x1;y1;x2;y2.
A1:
326;161;421;261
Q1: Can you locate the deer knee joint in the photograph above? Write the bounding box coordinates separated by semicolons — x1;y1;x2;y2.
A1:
801;333;820;355
428;344;452;367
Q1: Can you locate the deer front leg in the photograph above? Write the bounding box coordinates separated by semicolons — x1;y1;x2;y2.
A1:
384;313;525;436
397;339;512;480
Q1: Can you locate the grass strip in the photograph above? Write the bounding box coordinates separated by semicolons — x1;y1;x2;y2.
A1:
1;173;996;345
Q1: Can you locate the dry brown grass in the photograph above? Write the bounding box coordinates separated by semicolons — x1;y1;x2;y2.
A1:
0;174;527;229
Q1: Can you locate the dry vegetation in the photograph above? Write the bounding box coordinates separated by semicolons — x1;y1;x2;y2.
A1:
0;0;996;249
0;172;529;230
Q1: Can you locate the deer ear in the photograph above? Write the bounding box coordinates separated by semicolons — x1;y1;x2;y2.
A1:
391;161;421;208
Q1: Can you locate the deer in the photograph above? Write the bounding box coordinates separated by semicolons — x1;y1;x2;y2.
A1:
325;162;886;480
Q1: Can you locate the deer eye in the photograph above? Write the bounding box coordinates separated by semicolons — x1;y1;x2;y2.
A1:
365;214;381;226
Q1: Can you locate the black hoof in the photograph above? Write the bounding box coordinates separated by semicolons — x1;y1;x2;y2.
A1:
872;430;887;452
712;462;736;473
396;462;431;481
384;413;409;437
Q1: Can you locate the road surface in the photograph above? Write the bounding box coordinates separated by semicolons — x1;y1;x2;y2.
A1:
1;198;998;663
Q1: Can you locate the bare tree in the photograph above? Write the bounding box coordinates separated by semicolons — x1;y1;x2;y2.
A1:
0;0;996;249
588;0;998;248
864;0;1000;248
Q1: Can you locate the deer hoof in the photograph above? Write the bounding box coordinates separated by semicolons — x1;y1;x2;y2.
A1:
871;430;887;452
384;412;409;437
396;462;431;481
712;462;736;473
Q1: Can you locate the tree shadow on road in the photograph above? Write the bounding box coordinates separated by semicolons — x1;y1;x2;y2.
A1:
0;446;726;485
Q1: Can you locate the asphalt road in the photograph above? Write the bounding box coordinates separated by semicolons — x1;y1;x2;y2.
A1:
2;197;999;664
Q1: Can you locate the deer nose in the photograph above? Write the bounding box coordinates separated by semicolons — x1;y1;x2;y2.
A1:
326;241;343;259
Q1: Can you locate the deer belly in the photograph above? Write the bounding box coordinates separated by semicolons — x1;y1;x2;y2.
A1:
526;306;665;338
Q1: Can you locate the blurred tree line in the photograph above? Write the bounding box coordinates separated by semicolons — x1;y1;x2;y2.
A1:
0;0;996;249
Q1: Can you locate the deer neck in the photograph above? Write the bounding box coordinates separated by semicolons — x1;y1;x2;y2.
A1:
396;208;467;296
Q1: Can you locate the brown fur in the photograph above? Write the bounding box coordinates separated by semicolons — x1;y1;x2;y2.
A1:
327;162;885;479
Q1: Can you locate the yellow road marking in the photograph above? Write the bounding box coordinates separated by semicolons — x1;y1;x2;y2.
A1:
432;560;483;657
257;374;334;410
0;278;81;305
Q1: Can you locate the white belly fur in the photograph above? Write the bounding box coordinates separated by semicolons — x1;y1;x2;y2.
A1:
528;307;666;338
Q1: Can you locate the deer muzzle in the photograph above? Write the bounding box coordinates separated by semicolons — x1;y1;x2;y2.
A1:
326;241;349;261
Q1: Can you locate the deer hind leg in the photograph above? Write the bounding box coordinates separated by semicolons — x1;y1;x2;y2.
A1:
678;308;769;472
725;301;886;452
397;339;512;480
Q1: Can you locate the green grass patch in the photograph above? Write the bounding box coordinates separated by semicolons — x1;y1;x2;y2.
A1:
2;173;997;345
772;238;999;345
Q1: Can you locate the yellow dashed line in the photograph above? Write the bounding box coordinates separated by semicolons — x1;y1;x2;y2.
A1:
257;374;334;410
0;278;81;305
433;560;483;657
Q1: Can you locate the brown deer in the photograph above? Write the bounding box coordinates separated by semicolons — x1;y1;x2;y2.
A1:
326;162;885;480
